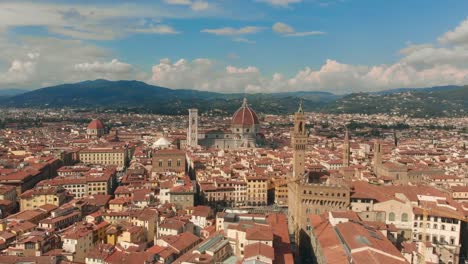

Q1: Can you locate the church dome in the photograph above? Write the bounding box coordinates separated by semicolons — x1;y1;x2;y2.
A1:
152;137;171;149
87;119;104;130
231;98;259;127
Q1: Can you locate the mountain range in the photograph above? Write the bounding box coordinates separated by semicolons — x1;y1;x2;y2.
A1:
0;80;466;117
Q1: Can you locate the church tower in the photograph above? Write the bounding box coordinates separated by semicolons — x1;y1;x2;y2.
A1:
187;109;198;148
373;140;383;171
288;99;307;245
343;128;350;167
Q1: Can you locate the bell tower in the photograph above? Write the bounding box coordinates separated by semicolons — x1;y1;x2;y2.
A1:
187;109;198;148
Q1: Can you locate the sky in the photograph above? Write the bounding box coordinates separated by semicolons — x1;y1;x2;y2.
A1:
1;0;468;94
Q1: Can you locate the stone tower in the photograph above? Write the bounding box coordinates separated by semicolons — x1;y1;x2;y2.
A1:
288;99;307;244
292;100;307;179
187;109;198;148
343;128;350;167
373;140;383;169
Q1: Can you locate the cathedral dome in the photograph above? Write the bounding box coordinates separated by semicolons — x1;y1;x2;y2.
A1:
231;98;259;127
87;119;104;130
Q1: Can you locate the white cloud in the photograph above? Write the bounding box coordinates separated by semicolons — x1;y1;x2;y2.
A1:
74;59;133;74
164;0;192;4
0;59;37;85
226;66;259;74
149;58;265;92
257;0;302;7
273;22;325;37
0;36;137;88
149;53;468;94
438;18;468;46
201;26;264;36
72;59;135;81
272;22;294;34
191;1;210;11
233;38;256;44
163;0;211;11
0;2;188;41
129;25;179;35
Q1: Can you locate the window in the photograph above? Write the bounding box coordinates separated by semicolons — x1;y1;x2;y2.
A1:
401;213;408;222
388;212;395;221
177;160;181;166
168;160;172;167
441;225;445;230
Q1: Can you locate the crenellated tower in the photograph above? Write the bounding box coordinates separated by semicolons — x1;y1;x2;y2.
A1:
288;99;307;246
343;128;350;167
292;99;307;179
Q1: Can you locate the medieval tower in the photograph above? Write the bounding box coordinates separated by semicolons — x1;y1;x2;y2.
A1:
343;128;350;167
288;100;351;251
187;109;198;148
288;100;307;245
373;140;383;169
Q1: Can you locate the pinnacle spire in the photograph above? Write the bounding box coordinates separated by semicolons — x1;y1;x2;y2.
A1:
298;98;304;113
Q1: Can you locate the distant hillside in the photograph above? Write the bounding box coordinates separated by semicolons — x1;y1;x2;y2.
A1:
0;88;30;97
374;85;462;95
0;79;334;115
323;86;468;117
1;80;466;117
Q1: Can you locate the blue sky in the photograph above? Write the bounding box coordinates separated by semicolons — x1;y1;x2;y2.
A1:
1;0;468;93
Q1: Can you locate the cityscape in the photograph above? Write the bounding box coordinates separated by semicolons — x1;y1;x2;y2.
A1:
0;1;467;264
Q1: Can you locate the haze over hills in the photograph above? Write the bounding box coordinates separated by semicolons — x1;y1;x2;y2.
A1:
0;79;466;117
0;88;31;97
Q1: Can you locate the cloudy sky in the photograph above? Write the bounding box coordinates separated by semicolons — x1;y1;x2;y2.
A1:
0;0;468;94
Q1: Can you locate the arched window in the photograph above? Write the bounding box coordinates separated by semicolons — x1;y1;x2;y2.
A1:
401;213;408;222
298;122;303;133
388;212;395;221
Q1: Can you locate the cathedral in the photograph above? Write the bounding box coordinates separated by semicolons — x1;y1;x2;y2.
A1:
186;98;261;149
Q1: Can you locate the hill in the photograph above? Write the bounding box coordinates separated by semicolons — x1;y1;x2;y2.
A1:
373;85;462;95
323;86;468;117
0;79;336;115
1;80;466;117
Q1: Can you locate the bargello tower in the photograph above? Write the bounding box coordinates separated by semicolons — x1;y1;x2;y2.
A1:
288;100;307;242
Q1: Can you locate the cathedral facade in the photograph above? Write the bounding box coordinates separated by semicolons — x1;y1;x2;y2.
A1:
187;98;260;149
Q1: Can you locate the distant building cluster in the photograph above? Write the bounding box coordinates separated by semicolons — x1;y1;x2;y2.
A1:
0;105;465;264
